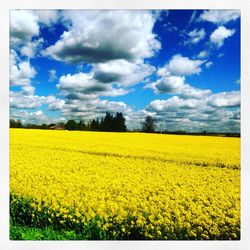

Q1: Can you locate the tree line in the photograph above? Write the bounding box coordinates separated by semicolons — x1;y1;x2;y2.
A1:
10;112;129;132
9;115;240;136
64;112;127;132
10;113;157;133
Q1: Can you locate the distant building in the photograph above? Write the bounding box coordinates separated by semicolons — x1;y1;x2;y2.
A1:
49;126;64;130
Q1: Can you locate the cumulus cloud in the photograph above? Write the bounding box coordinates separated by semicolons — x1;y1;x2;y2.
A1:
184;28;206;45
32;10;59;26
20;38;44;58
57;72;130;100
147;75;211;99
147;96;200;112
10;109;56;125
21;85;36;95
10;10;39;45
207;91;240;108
10;50;36;87
147;55;210;99
158;54;205;76
10;10;59;51
47;99;65;110
10;91;46;109
210;26;235;48
44;10;161;64
199;10;240;24
153;75;185;93
10;91;65;110
144;91;240;133
93;59;155;86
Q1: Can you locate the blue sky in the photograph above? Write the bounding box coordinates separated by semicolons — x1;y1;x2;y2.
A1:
10;10;240;132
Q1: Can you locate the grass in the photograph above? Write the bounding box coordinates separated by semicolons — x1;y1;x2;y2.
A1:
10;223;82;240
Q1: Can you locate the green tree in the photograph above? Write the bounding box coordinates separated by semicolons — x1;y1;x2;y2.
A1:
90;119;100;131
10;119;23;128
100;112;113;131
141;116;156;133
65;120;77;131
41;123;49;129
113;112;126;132
77;120;86;131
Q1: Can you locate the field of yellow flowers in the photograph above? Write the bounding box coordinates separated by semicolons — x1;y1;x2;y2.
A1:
10;128;240;240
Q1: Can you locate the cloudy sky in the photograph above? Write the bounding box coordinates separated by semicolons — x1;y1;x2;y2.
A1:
10;10;240;132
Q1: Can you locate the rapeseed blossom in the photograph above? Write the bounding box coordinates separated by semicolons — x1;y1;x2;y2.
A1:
10;129;240;239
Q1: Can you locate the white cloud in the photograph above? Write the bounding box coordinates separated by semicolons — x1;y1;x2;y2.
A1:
10;109;56;125
10;91;46;109
159;54;205;76
199;10;240;24
10;10;59;53
21;85;35;95
57;72;130;100
185;28;206;45
150;75;185;93
197;50;209;59
205;61;213;68
210;26;235;48
148;55;210;99
48;69;57;82
33;10;59;26
10;91;64;110
10;10;39;45
179;85;212;99
10;50;36;87
207;91;240;108
144;91;240;133
48;99;65;110
93;59;155;86
44;10;161;64
147;75;211;99
20;38;44;58
147;96;200;112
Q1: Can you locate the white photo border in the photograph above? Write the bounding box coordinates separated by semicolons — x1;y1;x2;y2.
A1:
1;0;249;249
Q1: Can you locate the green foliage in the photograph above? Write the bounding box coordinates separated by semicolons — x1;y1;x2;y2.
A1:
10;223;80;240
65;120;78;131
141;116;156;133
10;119;23;128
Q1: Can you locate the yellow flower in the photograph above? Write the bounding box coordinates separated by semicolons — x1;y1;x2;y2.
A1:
10;128;240;240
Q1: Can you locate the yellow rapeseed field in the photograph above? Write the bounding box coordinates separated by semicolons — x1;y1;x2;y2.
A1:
10;128;240;240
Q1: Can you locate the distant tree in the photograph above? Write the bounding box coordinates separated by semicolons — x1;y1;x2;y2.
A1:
113;112;126;132
99;117;104;131
41;123;49;129
90;119;100;131
10;119;17;128
100;112;113;131
10;119;23;128
86;120;92;131
65;120;77;131
77;120;86;131
141;116;156;133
